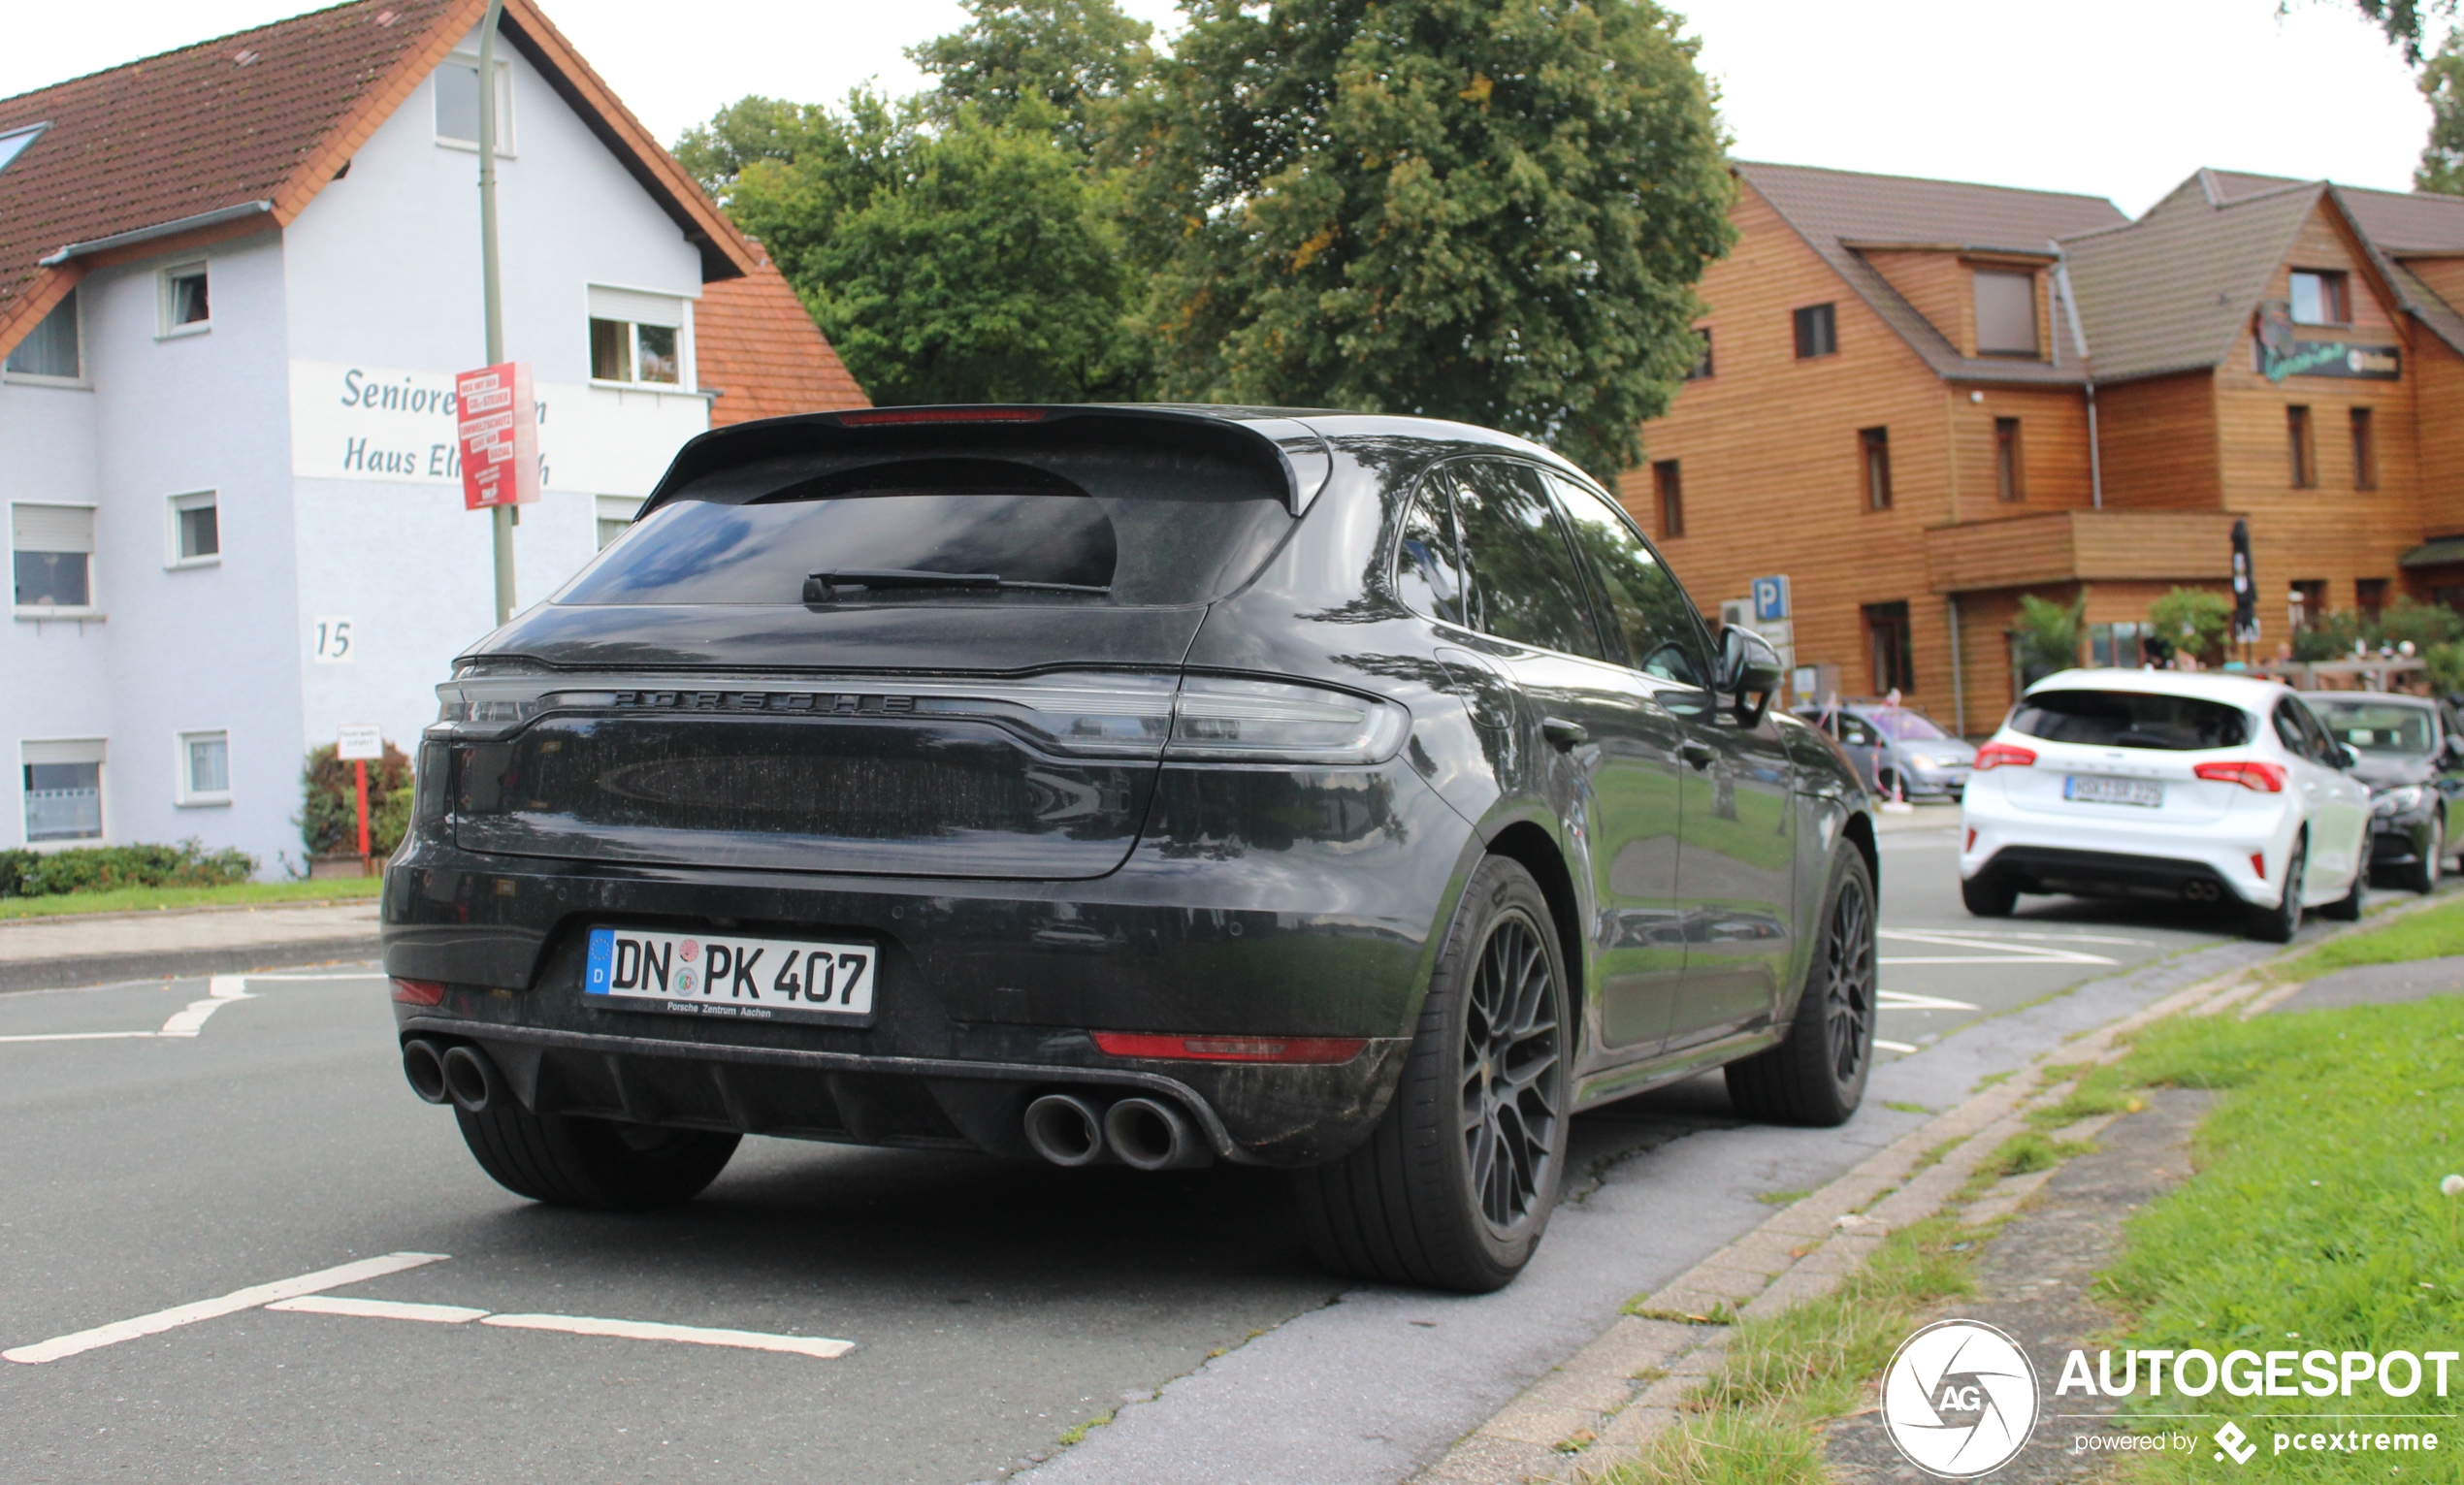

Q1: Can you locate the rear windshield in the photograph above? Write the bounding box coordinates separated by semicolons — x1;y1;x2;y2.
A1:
2008;689;2251;751
558;446;1291;607
2309;697;2436;755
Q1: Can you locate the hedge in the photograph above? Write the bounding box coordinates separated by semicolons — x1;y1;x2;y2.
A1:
0;840;257;898
300;741;413;857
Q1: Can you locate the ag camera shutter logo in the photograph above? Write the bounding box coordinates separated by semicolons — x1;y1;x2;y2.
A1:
1883;1319;2041;1477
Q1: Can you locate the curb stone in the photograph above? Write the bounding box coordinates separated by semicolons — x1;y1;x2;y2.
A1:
1406;887;2459;1485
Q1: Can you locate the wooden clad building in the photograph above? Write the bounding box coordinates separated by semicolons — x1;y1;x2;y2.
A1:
1628;162;2464;736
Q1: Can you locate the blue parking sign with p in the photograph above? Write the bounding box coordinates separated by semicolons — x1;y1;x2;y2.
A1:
1753;575;1790;622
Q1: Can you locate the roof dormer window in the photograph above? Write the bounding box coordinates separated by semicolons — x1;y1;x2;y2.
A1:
2289;271;2349;326
1973;270;2039;356
0;122;45;177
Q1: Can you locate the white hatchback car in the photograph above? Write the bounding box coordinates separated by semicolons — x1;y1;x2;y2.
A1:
1959;669;2370;941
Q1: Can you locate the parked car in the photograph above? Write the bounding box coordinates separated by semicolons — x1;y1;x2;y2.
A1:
1959;669;2369;940
2301;691;2464;893
383;404;1879;1293
1793;701;1976;800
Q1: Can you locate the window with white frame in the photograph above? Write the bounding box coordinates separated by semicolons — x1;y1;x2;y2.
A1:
13;502;95;609
596;495;642;548
22;739;105;843
178;730;230;806
5;286;80;380
588;286;688;387
167;491;219;566
434;54;514;152
159;261;210;336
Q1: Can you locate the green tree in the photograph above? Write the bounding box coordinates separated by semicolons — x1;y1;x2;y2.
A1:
909;0;1155;152
1119;0;1735;480
2150;587;2233;664
816;108;1133;404
2421;29;2464;193
2341;0;2460;64
2012;592;2086;682
2374;594;2464;649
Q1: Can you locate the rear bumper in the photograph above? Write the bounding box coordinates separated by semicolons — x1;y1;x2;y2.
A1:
382;760;1470;1166
1961;845;2246;905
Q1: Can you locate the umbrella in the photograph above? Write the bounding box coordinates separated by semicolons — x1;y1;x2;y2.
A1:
2230;519;2257;645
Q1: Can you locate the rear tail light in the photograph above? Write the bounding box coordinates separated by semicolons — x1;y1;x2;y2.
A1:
1165;675;1407;765
2194;760;2286;792
390;978;446;1006
1972;742;2036;770
1093;1032;1367;1064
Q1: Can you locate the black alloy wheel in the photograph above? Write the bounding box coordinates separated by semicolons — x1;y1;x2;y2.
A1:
1726;850;1877;1127
1462;912;1564;1233
1292;855;1572;1293
2248;834;2307;943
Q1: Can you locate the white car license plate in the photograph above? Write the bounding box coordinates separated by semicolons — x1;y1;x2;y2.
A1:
2064;774;2162;808
584;926;875;1025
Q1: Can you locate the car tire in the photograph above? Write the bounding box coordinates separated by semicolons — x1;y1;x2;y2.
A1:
1961;873;2017;918
1725;849;1877;1128
1290;855;1572;1294
2246;833;2307;943
456;1104;740;1211
2400;817;2443;895
2318;858;2365;920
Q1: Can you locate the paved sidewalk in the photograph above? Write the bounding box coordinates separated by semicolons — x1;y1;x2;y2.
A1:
0;899;381;990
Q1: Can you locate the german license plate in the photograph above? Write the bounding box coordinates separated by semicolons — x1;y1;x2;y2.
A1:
2064;774;2162;808
584;926;875;1025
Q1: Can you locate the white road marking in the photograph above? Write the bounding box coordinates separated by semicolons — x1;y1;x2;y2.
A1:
268;1296;487;1324
1878;928;2118;966
479;1312;855;1359
1873;1039;1921;1053
1893;928;2155;947
3;1251;448;1365
1877;989;1981;1012
155;975;254;1038
243;972;386;982
0;1030;162;1044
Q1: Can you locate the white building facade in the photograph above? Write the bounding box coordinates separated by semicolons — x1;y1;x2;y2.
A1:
0;0;862;870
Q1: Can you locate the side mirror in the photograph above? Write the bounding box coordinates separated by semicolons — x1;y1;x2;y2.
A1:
1715;625;1783;726
2338;743;2360;770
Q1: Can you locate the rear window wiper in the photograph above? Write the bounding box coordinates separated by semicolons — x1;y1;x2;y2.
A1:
802;569;1110;601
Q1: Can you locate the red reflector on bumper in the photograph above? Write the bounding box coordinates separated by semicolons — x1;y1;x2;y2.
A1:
1092;1032;1367;1064
2251;853;2267;881
390;978;446;1006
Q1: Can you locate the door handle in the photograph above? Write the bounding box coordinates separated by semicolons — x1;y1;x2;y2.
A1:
1541;717;1589;751
1681;739;1717;770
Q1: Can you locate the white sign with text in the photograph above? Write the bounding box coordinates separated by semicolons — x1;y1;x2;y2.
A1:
336;723;386;761
286;360;709;497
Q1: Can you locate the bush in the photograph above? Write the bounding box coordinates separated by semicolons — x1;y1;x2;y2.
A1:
2374;595;2463;651
2012;592;2085;684
0;840;257;898
2148;587;2232;663
300;742;413;857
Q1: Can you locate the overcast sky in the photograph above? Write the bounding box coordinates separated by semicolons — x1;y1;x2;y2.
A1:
3;0;2436;216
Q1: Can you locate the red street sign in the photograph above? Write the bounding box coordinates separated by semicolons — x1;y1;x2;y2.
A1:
455;362;540;510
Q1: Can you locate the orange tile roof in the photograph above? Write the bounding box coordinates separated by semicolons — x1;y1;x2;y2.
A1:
0;0;764;362
697;256;870;424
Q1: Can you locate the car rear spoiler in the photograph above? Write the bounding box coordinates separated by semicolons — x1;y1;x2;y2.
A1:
638;404;1337;518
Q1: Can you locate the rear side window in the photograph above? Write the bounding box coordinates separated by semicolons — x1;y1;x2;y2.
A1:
558;447;1290;607
1446;462;1605;660
1546;472;1706;686
1395;480;1471;628
2009;690;2251;751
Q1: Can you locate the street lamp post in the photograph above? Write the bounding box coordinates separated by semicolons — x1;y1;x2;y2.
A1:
476;0;514;625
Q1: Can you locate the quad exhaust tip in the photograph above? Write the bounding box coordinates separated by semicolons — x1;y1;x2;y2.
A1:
439;1044;500;1114
1104;1096;1212;1172
401;1038;449;1105
1022;1092;1109;1166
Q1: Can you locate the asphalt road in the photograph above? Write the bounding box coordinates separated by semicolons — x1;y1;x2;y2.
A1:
0;829;2391;1485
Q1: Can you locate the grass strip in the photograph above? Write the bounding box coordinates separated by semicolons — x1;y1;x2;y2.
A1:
2266;894;2464;984
1597;1216;1978;1485
2094;996;2464;1483
0;878;381;920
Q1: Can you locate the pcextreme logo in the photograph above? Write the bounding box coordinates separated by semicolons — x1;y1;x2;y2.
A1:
1882;1320;2041;1477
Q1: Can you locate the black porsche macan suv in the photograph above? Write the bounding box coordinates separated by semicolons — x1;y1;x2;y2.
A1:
384;404;1879;1292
